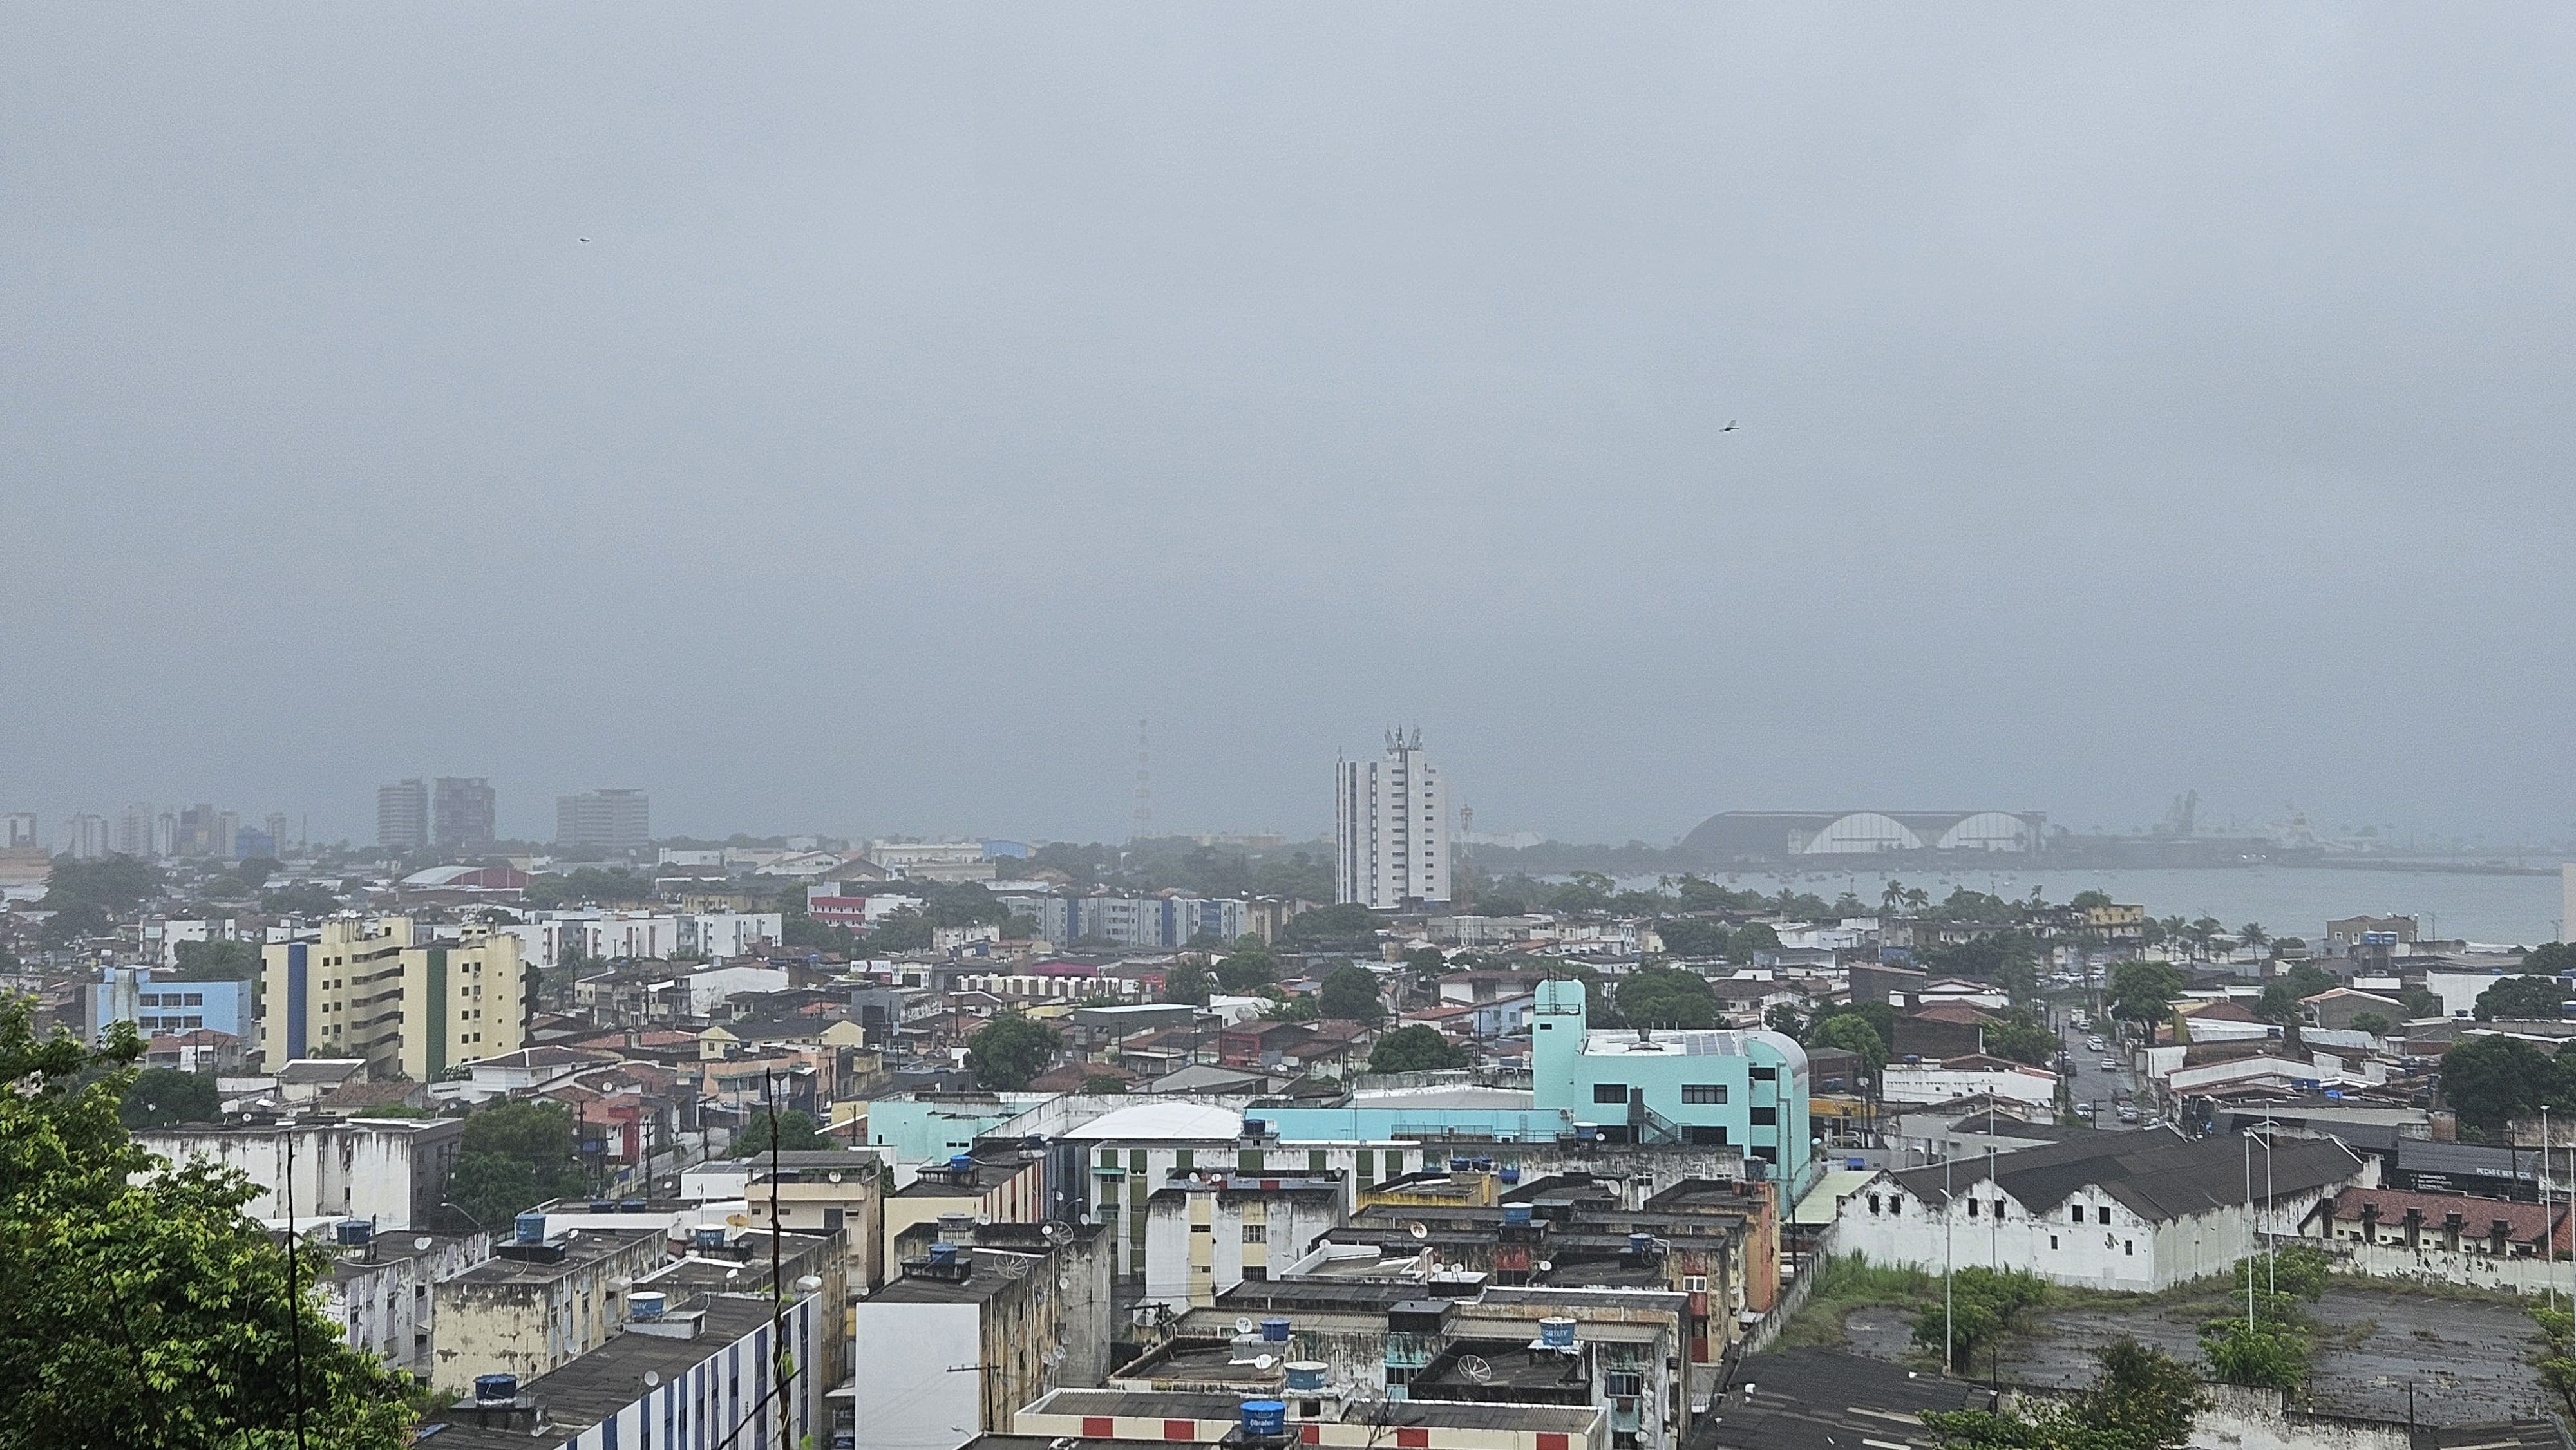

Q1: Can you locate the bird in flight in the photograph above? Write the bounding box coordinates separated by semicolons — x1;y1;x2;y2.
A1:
578;237;590;243
1720;420;1740;432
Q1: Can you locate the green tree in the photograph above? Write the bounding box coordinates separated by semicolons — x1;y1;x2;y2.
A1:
1925;1339;2204;1450
728;1109;830;1157
1811;1013;1888;1074
1160;961;1211;1006
1278;903;1379;949
2348;1011;2393;1037
2108;961;2186;1023
865;910;933;954
1911;1266;2046;1371
1213;938;1280;993
2280;961;2334;999
41;854;162;916
1984;1012;2058;1068
446;1100;590;1224
261;881;346;918
1725;921;1782;963
0;999;417;1447
1081;1073;1130;1095
2439;1034;2554;1130
966;1015;1059;1091
2475;975;2567;1022
1763;1004;1805;1038
118;1067;222;1128
171;939;259;979
1615;966;1717;1028
443;1152;541;1232
1367;1024;1468;1074
1318;966;1387;1024
2533;1304;2576;1422
2199;1316;2308;1389
2525;943;2576;977
521;867;659;909
1656;918;1730;958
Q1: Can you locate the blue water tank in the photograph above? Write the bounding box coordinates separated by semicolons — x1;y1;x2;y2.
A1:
1241;1401;1287;1438
1575;1123;1599;1143
1260;1317;1292;1344
929;1243;958;1266
1502;1205;1533;1227
334;1219;374;1248
475;1374;520;1402
1539;1317;1577;1350
1627;1232;1654;1257
1846;1156;1867;1171
513;1212;547;1245
1499;1167;1521;1185
1449;1156;1472;1171
630;1291;667;1321
620;1199;647;1212
948;1154;976;1173
1284;1362;1327;1393
589;1200;615;1212
694;1226;726;1250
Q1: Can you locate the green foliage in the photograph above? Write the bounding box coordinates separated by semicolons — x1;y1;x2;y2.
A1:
965;1015;1059;1091
1081;1073;1130;1095
1983;1010;2057;1068
261;881;346;918
443;1152;544;1233
1615;966;1717;1029
2439;1034;2576;1131
1213;939;1280;993
1253;851;1333;902
1278;903;1379;949
2235;1245;2331;1303
1318;966;1386;1024
1925;1339;2205;1450
1656;918;1730;957
448;1098;589;1227
42;854;162;916
522;867;660;909
2069;890;2114;910
1764;1004;1804;1038
2474;974;2568;1022
2525;943;2576;977
1811;1013;1888;1073
118;1067;221;1128
922;882;1008;928
865;910;934;954
2198;1316;2308;1389
729;1109;831;1157
2348;1011;2393;1037
1727;921;1781;962
2279;962;2334;999
1911;1266;2047;1370
1160;961;1211;1006
0;997;417;1447
2531;1304;2576;1421
171;938;259;979
2108;961;2187;1022
1919;930;2042;1003
1368;1024;1468;1074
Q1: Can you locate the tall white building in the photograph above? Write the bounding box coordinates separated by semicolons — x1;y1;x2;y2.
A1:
1334;729;1450;909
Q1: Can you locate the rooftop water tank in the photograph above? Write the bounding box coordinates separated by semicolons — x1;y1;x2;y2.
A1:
513;1212;547;1246
1500;1167;1521;1185
589;1200;615;1212
1260;1317;1293;1344
1284;1362;1328;1394
474;1374;520;1402
693;1226;726;1250
334;1219;374;1248
929;1243;959;1266
1539;1317;1577;1350
1574;1123;1598;1142
1502;1205;1533;1228
630;1292;666;1321
1240;1401;1287;1439
947;1154;975;1173
1627;1232;1654;1256
1450;1157;1472;1172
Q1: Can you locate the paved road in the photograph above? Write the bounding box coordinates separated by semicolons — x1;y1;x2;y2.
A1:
2052;1013;2143;1128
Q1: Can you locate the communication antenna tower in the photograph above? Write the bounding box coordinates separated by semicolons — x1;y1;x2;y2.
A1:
1132;719;1153;842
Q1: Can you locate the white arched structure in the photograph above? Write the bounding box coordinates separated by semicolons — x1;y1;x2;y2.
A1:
1937;811;2034;852
1798;812;1924;854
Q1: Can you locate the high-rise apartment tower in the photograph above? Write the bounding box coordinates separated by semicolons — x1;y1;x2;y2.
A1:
556;789;650;854
433;777;497;851
377;780;428;851
1334;729;1451;910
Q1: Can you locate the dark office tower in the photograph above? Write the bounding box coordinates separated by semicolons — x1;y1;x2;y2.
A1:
377;779;428;851
433;777;497;851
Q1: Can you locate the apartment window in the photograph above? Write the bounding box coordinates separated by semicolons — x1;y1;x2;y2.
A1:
2050;1234;2060;1250
1750;1066;1777;1082
2069;1205;2085;1225
1868;1194;1882;1216
1681;1085;1727;1105
2098;1207;2111;1225
1243;1225;1266;1244
2124;1241;2134;1256
1749;1107;1777;1125
1604;1371;1643;1398
184;993;204;1006
1888;1198;1900;1217
1593;1083;1629;1105
1991;1199;2005;1219
1967;1200;1980;1219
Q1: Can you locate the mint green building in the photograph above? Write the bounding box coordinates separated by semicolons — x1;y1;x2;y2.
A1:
1530;978;1812;1178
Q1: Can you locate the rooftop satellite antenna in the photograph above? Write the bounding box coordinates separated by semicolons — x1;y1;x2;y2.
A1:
1408;1221;1429;1241
1236;1317;1258;1335
413;1236;434;1251
643;1371;660;1389
1254;1355;1276;1370
1459;1355;1493;1384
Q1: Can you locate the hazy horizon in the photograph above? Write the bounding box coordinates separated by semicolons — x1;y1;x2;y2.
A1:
7;6;2572;847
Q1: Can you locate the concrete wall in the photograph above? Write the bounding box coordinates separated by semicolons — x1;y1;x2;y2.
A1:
852;1301;983;1450
319;1234;492;1379
430;1230;668;1384
560;1297;822;1450
2325;1239;2576;1297
137;1118;463;1230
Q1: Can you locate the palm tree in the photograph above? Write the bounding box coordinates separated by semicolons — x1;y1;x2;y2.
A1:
2240;923;2270;963
1881;880;1909;916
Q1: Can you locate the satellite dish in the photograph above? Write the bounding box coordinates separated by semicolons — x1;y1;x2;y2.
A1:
1236;1317;1258;1335
1254;1354;1276;1370
1408;1222;1429;1241
726;1267;741;1280
1535;1259;1554;1273
413;1236;435;1251
829;1171;844;1184
1043;1221;1071;1244
1460;1355;1493;1384
643;1371;661;1388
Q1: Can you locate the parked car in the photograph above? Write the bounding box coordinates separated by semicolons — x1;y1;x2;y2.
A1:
2074;1101;2096;1117
2099;1057;2117;1071
2116;1104;2140;1124
2085;1036;2106;1051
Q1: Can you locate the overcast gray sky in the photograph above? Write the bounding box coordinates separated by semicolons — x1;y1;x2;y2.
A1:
5;5;2571;846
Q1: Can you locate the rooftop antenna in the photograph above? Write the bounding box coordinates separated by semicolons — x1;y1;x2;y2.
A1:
1132;719;1153;843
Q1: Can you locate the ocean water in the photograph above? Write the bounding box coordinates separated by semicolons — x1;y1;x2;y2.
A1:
1612;863;2569;947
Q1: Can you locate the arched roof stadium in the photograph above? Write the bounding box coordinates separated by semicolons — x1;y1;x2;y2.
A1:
1681;810;2047;858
